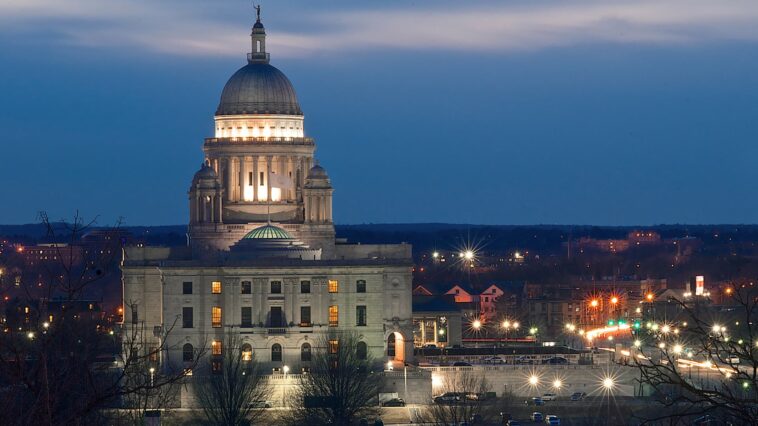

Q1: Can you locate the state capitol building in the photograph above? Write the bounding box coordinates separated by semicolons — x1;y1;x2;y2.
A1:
122;12;413;372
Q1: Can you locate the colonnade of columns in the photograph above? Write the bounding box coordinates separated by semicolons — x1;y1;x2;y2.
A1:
211;155;313;203
189;193;223;224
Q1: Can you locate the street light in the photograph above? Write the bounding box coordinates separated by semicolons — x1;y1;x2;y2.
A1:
553;379;562;389
712;324;721;334
27;332;34;340
590;299;599;308
149;367;155;386
610;296;619;305
602;377;614;390
633;340;642;348
528;375;539;386
283;365;290;375
472;320;482;330
661;325;670;334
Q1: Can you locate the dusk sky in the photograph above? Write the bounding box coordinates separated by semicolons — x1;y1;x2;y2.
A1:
1;0;758;226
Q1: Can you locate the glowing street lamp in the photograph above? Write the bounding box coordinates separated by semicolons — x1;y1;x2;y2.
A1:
590;299;599;308
283;365;290;375
512;322;520;329
528;375;539;386
712;324;721;334
661;325;671;334
602;377;614;390
610;296;619;305
552;379;562;389
529;327;538;336
27;332;34;340
503;320;511;329
634;340;642;348
432;251;439;259
472;320;482;330
464;250;474;260
646;293;654;302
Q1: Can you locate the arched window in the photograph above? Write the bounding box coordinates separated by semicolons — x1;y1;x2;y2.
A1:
271;343;282;362
183;343;194;362
356;341;368;360
301;343;312;362
241;343;253;362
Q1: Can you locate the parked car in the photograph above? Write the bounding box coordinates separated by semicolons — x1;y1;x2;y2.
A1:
541;393;557;401
514;356;534;364
247;400;272;408
381;397;405;407
531;397;544;406
506;421;521;426
434;392;463;404
545;415;561;425
570;392;586;401
484;356;505;364
423;343;438;349
542;357;569;365
531;412;544;422
453;361;472;367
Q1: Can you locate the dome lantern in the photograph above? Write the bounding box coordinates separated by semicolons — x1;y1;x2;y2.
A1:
248;5;269;64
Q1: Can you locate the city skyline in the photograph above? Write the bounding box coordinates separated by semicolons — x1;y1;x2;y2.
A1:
1;0;758;225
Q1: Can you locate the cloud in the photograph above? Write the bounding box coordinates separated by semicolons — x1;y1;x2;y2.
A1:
1;0;757;58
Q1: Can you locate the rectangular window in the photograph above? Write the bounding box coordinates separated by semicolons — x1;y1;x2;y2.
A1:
212;360;222;374
212;306;222;328
270;281;282;294
212;281;222;294
211;340;222;356
300;306;311;326
328;280;338;293
300;280;311;294
329;305;338;327
356;305;367;326
182;307;193;328
329;339;339;354
241;281;252;294
241;307;252;328
259;171;264;185
356;280;366;293
248;171;253;186
131;305;138;324
183;281;193;295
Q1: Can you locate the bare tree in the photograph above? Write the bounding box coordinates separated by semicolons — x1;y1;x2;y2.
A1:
421;371;491;426
193;332;271;426
0;212;200;425
286;332;381;426
629;285;758;425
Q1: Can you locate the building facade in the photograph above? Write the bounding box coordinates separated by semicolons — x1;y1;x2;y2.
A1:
122;13;413;373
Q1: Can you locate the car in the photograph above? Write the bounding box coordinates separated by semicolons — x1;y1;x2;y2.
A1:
433;392;463;404
423;343;438;349
506;421;521;426
247;400;272;408
570;392;586;401
484;356;505;364
531;397;544;406
453;361;472;367
514;356;535;364
545;415;561;425
381;397;405;407
542;357;569;365
531;412;544;422
541;393;557;401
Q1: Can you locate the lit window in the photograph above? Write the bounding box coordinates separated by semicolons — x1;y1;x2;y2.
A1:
212;281;222;294
241;344;253;362
329;305;338;326
212;306;222;328
328;280;338;293
329;339;339;354
211;340;222;356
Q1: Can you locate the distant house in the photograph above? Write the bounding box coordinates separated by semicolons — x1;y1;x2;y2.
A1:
412;282;519;319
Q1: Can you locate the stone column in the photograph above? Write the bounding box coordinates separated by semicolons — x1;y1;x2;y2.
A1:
252;155;259;201
278;156;287;201
216;194;223;223
225;158;234;202
288;156;296;200
239;156;249;201
266;155;273;202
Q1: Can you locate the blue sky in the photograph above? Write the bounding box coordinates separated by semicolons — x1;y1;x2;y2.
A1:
1;0;757;226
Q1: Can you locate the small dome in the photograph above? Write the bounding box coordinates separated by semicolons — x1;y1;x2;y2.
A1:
216;63;302;116
192;163;218;185
243;223;293;240
307;165;328;179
